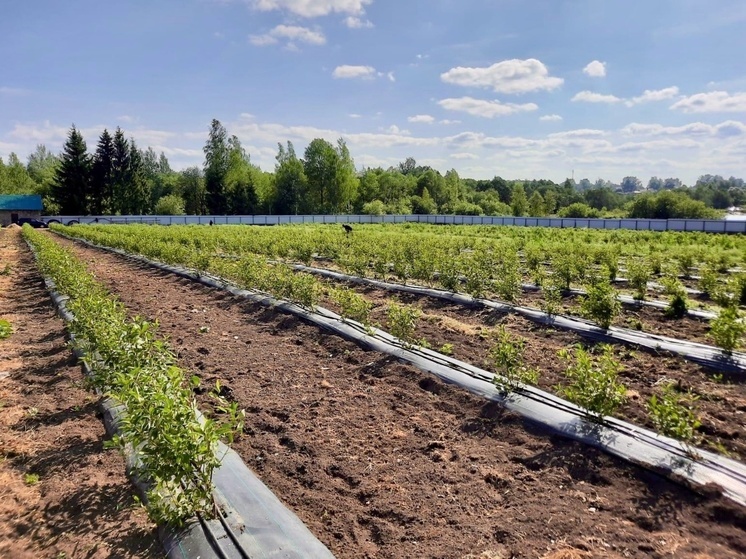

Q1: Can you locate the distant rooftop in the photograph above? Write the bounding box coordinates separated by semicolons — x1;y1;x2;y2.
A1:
0;195;43;211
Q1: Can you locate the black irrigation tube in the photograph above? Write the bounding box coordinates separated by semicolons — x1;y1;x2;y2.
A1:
25;237;336;559
291;263;746;375
57;233;746;509
520;282;718;321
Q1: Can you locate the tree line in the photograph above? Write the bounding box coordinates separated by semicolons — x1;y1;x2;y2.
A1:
1;119;744;220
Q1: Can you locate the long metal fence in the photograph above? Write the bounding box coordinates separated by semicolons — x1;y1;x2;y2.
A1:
44;214;746;233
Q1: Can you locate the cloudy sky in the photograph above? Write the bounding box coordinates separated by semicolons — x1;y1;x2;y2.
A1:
1;0;745;184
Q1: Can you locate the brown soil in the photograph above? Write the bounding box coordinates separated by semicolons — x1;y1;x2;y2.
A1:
52;233;746;559
0;229;160;558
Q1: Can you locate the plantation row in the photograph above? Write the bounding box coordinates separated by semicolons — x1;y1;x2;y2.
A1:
22;226;243;526
53;224;740;457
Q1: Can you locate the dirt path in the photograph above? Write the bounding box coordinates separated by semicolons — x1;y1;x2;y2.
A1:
0;229;160;559
55;233;746;559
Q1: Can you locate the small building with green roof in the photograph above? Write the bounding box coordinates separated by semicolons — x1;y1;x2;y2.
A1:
0;195;43;226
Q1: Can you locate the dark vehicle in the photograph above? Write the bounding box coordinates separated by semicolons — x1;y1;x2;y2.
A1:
16;217;49;228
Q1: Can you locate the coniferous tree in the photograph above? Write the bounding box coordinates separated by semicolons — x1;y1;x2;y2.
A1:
203;119;230;214
126;139;150;214
111;127;130;214
52;126;91;214
90;129;115;214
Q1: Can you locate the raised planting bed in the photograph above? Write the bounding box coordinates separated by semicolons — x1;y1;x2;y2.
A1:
0;227;160;559
48;230;746;559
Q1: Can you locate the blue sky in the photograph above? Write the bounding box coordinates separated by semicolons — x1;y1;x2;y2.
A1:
1;0;745;184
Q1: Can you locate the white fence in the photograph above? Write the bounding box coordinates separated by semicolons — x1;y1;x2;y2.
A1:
44;214;746;233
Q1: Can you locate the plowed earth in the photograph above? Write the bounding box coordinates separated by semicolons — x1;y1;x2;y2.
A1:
0;229;159;559
54;232;746;559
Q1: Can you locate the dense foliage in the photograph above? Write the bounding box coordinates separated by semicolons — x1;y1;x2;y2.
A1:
1;120;743;218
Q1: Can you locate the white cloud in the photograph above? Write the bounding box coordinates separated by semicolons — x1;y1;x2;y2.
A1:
438;96;538;118
439;119;461;125
333;65;376;79
407;114;435;124
625;86;680;106
621;120;746;138
386;71;395;82
582;60;606;77
348;113;362;118
116;115;136;123
440;58;563;94
548;129;607;139
450;152;479;160
670;91;746;113
384;125;410;135
250;0;372;17
571;91;622;103
344;16;373;28
250;25;326;47
539;114;563;122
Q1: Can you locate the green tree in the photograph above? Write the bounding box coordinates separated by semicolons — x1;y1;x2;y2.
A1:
125;139;150;214
543;189;558;215
0;153;36;194
177;167;207;214
303;138;358;213
528;190;545;216
225;135;258;214
90;129;115;214
52;125;91;214
26;145;60;213
203;119;230;215
111;128;130;214
274;141;307;214
154;194;186;215
510;183;528;216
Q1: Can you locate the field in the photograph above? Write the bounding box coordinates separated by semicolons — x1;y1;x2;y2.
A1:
6;222;746;558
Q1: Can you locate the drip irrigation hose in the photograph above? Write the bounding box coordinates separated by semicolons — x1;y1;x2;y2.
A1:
55;232;746;509
289;263;746;375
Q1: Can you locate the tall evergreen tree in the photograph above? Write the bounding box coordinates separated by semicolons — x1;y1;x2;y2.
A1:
90;129;115;214
203;119;230;214
126;139;150;214
52;126;91;214
111;127;130;214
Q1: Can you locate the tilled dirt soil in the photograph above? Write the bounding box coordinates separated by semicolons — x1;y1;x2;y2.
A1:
315;283;746;462
54;233;746;559
0;229;159;559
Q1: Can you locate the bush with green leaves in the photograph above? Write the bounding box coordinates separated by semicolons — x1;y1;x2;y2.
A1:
661;275;688;318
580;268;621;329
438;253;461;292
698;264;719;297
708;306;746;354
329;286;372;326
647;383;700;444
386;302;421;347
557;344;626;420
626;260;651;301
540;277;564;317
494;248;522;303
0;319;11;339
489;326;539;393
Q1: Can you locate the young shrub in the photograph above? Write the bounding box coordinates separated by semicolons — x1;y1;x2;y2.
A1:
0;319;11;340
523;243;544;278
489;326;539;393
463;251;492;299
557;344;626;420
580;268;621;329
648;383;701;444
597;246;621;281
551;248;578;290
438;254;461;292
698;263;719;298
386;302;421;348
677;250;697;278
626;260;651;301
661;275;688;318
540;277;564;318
494;249;522;303
329;287;372;326
708;306;746;355
647;252;663;276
